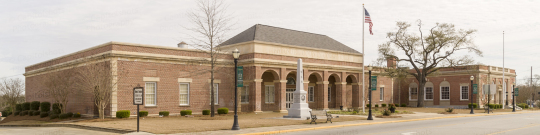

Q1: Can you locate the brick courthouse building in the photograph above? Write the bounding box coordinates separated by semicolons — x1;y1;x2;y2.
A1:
24;24;516;117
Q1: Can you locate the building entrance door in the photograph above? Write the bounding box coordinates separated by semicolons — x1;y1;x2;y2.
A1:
286;89;295;108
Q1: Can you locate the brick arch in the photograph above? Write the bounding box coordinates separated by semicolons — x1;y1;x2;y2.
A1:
308;71;323;81
283;70;297;80
259;69;280;80
345;74;358;84
327;73;341;82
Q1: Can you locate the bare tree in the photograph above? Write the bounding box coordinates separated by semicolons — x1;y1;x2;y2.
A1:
0;78;25;112
515;75;540;104
186;0;234;117
373;57;410;105
42;68;78;114
378;20;482;107
75;58;120;119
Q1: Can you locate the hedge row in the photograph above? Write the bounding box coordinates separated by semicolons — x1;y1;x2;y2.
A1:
180;110;192;116
468;103;478;109
116;110;130;118
487;104;503;109
112;108;233;118
518;103;529;109
159;111;169;116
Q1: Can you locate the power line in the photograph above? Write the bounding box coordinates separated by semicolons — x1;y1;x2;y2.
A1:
0;74;23;79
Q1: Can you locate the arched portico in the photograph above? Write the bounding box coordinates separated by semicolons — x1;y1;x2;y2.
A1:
346;74;361;109
328;74;340;108
307;72;323;109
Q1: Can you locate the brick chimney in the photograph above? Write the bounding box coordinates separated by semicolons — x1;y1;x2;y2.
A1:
387;57;397;68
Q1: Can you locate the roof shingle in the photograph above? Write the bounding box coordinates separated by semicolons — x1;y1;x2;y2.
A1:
220;24;360;54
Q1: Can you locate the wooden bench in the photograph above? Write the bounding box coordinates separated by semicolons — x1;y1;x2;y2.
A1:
484;106;494;113
309;110;333;124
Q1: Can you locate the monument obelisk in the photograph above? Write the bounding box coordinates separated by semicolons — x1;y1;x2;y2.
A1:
284;58;311;118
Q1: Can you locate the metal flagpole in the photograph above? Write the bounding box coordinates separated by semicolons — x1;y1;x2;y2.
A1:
362;3;365;113
503;31;505;109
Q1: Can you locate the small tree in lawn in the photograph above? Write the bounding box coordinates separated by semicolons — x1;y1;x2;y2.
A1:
377;20;482;107
0;78;25;113
185;0;235;117
42;67;78;114
76;56;121;119
373;57;411;105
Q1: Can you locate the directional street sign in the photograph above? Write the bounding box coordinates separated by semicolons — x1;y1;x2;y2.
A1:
371;76;377;91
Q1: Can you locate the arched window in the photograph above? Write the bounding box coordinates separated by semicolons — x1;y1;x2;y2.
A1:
425;82;434;100
440;81;450;100
409;82;418;100
286;77;295;85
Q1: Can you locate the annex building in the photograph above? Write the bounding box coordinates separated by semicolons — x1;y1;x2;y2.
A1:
24;24;516;117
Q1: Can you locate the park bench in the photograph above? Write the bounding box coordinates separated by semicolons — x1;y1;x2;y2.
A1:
308;110;333;124
484;106;494;113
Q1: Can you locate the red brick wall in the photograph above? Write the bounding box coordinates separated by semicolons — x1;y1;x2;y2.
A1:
116;60;235;115
25;64;104;115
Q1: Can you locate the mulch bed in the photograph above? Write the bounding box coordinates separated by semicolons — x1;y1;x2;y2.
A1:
438;112;458;114
375;115;402;118
0;115;81;124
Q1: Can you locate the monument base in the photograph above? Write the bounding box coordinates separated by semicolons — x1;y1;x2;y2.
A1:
283;110;311;118
283;102;311;118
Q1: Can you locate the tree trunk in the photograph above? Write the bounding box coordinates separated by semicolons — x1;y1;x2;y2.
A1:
417;82;425;107
417;74;426;107
210;70;215;117
99;106;104;119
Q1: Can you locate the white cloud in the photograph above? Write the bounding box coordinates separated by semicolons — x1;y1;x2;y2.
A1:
0;0;538;84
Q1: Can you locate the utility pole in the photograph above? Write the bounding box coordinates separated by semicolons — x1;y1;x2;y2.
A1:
502;31;505;109
531;66;536;107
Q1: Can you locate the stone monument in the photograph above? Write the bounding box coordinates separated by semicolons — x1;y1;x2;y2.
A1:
284;58;311;118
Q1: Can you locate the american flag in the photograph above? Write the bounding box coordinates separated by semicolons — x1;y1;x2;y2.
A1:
364;8;373;35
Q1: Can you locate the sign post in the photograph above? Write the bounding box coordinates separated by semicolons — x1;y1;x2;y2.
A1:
237;66;243;87
133;84;144;132
371;76;377;91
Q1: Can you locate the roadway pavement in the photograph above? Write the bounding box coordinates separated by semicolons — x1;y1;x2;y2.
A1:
1;112;539;135
281;112;540;135
0;127;120;135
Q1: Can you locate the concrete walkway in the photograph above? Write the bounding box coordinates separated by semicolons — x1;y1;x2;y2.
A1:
169;111;538;135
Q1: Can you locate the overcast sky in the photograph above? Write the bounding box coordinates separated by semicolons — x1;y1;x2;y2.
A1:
1;0;539;85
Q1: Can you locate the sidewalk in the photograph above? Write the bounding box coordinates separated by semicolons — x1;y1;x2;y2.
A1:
171;111;539;135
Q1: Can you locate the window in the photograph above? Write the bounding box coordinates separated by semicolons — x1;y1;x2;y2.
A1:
210;84;219;104
179;83;189;105
441;86;450;100
380;87;384;101
286;77;295;85
328;86;331;102
265;85;275;103
308;86;314;102
241;86;249;103
145;82;157;106
461;86;469;100
410;88;418;100
425;87;433;100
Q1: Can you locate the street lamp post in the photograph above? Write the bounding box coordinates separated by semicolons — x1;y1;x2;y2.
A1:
231;49;240;130
512;85;516;112
367;65;373;120
470;76;474;114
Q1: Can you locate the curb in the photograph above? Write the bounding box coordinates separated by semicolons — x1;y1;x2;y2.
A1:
237;111;539;135
0;123;136;134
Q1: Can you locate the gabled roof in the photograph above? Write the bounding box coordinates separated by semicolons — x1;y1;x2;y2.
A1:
220;24;360;54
